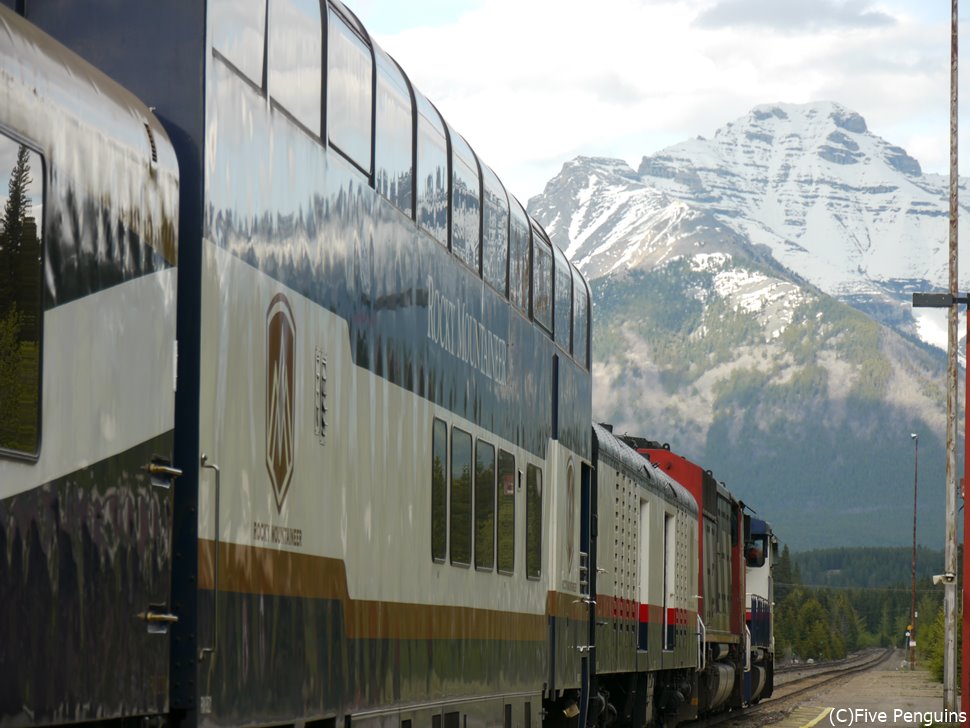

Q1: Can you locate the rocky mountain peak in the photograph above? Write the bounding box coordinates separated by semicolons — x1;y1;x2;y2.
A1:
533;101;968;352
527;101;958;550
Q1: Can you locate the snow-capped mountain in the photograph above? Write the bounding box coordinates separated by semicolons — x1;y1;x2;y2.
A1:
528;101;958;550
531;101;970;352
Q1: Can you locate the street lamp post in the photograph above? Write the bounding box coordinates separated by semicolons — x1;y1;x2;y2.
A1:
910;432;918;670
912;291;965;711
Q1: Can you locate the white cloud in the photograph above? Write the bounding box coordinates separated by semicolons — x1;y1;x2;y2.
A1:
352;0;969;201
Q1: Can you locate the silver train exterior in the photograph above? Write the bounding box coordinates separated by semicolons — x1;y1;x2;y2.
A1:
587;425;699;726
0;3;772;728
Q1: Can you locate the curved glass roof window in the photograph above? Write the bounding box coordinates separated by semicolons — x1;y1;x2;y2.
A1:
210;0;266;85
416;94;448;246
327;9;373;173
572;266;589;368
268;0;322;133
531;223;553;334
481;163;509;296
508;197;530;315
449;128;481;272
375;50;414;217
553;244;572;353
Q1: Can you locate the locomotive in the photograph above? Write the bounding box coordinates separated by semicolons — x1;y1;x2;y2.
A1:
621;438;777;716
0;2;773;727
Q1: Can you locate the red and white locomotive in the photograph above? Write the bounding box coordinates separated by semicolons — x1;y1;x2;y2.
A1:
614;437;776;721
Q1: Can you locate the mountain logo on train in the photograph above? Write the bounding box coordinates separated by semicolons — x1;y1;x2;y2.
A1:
266;292;297;512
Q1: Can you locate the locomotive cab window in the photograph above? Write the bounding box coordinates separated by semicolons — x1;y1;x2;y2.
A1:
0;137;44;458
327;10;373;174
268;0;322;133
746;533;768;568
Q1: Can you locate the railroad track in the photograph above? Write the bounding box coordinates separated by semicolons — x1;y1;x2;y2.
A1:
773;648;894;686
685;648;895;728
765;648;895;706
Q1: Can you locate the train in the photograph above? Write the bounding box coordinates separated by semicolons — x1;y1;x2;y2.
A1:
0;2;774;727
618;437;777;712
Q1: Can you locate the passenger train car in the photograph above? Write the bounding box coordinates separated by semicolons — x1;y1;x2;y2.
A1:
0;3;772;727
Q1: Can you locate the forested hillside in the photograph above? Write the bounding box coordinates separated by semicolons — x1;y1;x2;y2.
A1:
795;546;942;588
779;546;948;664
591;262;948;550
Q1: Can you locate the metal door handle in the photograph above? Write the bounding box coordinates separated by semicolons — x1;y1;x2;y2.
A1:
146;461;182;489
199;454;220;662
139;610;179;624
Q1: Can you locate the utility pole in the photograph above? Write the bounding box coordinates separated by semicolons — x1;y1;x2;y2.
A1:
910;433;918;670
944;0;959;712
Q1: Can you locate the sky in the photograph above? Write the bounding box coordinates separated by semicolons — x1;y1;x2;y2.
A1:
349;0;966;202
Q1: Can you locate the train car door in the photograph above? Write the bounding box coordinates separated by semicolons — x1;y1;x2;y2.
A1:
0;16;181;720
579;461;594;725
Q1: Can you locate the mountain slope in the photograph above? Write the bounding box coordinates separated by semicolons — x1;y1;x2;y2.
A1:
529;102;956;550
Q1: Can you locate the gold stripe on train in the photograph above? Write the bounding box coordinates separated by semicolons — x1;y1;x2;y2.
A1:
199;539;551;641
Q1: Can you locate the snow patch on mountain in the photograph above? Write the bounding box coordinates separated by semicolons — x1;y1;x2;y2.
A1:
530;101;970;353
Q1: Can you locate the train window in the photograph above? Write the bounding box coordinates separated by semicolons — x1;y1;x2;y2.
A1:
745;534;767;568
416;95;448;246
268;0;322;133
508;198;530;315
553;245;571;352
0;138;43;458
210;0;266;85
327;11;373;173
531;225;553;333
431;418;447;561
482;164;509;296
450;129;481;272
375;51;414;217
572;267;589;368
450;427;473;566
497;449;515;574
474;440;495;570
525;464;542;579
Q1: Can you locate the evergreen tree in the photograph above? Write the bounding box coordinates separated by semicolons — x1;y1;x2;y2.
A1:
796;598;839;660
0;145;33;314
0;143;41;452
829;592;861;653
775;544;798;604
